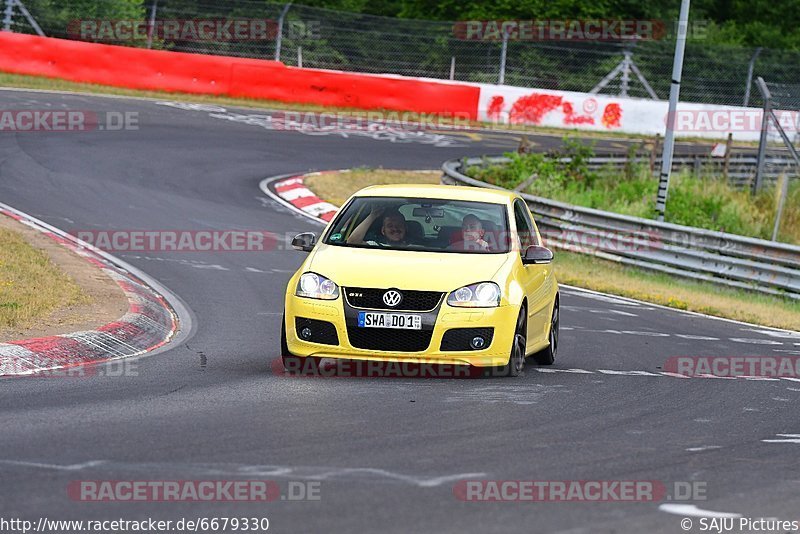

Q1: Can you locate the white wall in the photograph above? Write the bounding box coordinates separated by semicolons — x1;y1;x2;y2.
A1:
472;83;785;142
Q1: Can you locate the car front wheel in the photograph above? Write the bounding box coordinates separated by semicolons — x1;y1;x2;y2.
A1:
533;298;559;365
489;306;527;378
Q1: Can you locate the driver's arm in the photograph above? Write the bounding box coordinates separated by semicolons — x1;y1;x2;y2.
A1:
347;207;383;244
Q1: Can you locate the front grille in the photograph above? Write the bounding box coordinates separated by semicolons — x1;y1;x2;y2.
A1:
295;317;339;345
440;328;495;351
344;287;443;311
346;327;433;352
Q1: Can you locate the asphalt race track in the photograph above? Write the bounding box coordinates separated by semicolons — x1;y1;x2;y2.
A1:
0;89;798;533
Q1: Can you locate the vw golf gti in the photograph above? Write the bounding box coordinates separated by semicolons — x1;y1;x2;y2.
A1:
281;184;559;377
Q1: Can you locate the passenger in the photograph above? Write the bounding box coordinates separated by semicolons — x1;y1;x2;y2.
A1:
450;214;491;251
347;206;408;246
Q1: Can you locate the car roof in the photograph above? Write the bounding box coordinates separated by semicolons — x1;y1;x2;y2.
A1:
351;184;518;204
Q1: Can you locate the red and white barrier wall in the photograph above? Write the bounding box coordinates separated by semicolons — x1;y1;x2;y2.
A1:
474;83;768;142
0;32;479;118
0;32;772;141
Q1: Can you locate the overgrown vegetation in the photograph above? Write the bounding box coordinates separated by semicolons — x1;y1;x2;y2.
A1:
469;139;800;244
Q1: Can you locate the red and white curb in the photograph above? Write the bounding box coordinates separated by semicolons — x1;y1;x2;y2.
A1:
262;172;340;223
0;204;182;377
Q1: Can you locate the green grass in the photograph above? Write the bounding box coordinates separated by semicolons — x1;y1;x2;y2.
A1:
0;227;86;328
469;141;800;244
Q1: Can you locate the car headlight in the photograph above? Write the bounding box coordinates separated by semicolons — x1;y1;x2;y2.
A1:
447;282;501;308
296;272;339;300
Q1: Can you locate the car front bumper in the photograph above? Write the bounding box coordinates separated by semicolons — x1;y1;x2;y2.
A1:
284;294;519;368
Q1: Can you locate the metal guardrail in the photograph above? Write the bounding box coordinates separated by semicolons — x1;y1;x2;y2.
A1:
559;154;797;188
442;156;800;300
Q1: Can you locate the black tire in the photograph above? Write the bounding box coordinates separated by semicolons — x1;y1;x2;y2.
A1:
280;315;318;374
489;306;527;378
533;297;559;366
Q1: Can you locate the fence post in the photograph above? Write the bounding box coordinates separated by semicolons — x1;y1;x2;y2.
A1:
274;2;293;62
3;0;13;31
753;77;771;194
297;46;302;67
655;0;690;221
772;174;789;241
449;56;455;81
146;0;157;49
743;47;762;107
498;29;508;85
650;134;660;174
722;132;732;181
620;49;632;98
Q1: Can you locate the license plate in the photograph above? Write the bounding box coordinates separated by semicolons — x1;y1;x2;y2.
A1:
358;311;422;330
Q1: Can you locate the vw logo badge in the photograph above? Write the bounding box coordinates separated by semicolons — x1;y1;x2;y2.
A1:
382;289;403;307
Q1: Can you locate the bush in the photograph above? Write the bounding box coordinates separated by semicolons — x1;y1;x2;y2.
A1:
467;137;800;244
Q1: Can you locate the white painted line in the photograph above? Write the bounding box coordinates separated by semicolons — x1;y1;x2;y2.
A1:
729;338;783;345
658;504;741;518
561;284;799;335
685;445;722;452
597;369;661;376
761;433;800;444
0;459;107;471
535;368;594;374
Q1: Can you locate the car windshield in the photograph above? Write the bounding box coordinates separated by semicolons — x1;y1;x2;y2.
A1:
324;196;511;253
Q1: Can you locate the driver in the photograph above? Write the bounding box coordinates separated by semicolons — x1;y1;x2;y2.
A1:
347;206;408;247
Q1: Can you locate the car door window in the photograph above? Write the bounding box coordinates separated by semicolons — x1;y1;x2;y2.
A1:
513;200;535;252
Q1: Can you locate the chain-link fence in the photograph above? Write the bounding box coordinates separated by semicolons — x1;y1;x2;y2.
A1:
6;0;800;107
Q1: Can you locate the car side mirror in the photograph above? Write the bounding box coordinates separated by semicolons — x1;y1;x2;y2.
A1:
292;232;317;252
522;245;553;265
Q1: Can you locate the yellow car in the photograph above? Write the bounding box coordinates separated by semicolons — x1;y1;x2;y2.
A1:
281;184;559;377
